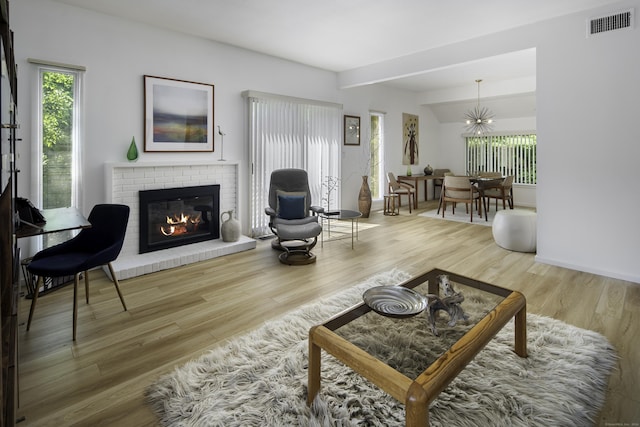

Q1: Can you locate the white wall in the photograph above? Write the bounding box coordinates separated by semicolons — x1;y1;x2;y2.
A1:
535;1;640;282
340;85;432;210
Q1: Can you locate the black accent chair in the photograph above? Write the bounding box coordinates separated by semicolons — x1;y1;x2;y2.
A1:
264;169;323;265
26;204;130;340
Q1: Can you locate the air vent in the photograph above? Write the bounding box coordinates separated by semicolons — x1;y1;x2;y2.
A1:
587;9;634;37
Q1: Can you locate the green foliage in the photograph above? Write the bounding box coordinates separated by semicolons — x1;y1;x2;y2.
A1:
369;115;381;198
42;71;75;209
42;71;74;149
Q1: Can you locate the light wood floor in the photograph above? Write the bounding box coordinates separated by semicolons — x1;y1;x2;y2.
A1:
16;201;640;426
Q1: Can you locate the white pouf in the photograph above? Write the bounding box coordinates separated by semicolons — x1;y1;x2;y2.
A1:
492;210;537;253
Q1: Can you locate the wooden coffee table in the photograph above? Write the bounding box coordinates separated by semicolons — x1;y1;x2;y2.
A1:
307;268;527;426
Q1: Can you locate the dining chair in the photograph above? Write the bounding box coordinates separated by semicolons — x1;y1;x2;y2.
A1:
484;175;515;211
441;176;482;222
432;168;451;200
26;204;130;340
386;172;416;213
436;171;455;214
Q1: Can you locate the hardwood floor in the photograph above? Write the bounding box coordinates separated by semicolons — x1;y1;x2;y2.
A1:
17;201;639;426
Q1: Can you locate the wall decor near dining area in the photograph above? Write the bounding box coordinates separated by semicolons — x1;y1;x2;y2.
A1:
344;115;360;146
144;75;215;152
402;112;419;165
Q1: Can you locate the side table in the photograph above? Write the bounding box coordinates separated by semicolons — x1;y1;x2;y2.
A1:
319;209;362;249
383;193;399;216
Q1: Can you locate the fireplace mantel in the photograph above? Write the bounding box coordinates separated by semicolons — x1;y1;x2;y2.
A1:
105;161;255;279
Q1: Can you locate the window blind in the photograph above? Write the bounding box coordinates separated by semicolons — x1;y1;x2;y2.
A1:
465;133;537;185
244;91;342;237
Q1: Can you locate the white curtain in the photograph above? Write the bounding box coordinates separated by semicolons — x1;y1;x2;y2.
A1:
245;91;342;238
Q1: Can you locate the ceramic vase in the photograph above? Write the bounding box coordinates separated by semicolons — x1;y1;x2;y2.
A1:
127;136;139;162
358;176;372;218
424;164;433;175
220;209;241;242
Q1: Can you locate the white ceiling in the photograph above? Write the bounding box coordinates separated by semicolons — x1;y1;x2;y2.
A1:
50;0;620;120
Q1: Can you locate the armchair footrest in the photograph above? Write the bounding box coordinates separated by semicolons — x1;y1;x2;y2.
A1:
276;222;322;240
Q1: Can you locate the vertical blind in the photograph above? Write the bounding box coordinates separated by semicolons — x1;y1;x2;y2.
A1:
465;133;537;185
245;91;342;238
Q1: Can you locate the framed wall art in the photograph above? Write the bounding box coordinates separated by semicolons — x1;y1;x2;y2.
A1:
402;113;419;165
344;115;361;146
144;75;215;152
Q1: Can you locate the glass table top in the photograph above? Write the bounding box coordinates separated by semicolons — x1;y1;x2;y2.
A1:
329;270;507;380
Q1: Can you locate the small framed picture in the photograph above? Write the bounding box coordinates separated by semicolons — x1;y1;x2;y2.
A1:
344;115;361;146
144;75;215;152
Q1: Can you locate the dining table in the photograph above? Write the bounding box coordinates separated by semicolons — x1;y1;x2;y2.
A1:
396;174;446;203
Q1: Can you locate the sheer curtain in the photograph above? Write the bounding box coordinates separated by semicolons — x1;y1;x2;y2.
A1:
244;91;342;238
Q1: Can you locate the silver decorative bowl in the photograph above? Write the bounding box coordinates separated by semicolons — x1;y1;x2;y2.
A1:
363;286;428;318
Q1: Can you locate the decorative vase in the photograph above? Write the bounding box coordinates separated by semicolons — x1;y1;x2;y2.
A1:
127;136;139;162
220;209;241;242
358;176;372;218
424;164;433;175
406;165;412;176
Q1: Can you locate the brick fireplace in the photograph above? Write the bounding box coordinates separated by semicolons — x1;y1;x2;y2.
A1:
105;162;255;279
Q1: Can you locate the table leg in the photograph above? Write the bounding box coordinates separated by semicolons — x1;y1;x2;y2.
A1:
350;218;359;249
514;305;528;357
351;219;354;249
483;193;489;221
406;382;429;427
483;197;487;221
423;180;428;202
307;328;322;405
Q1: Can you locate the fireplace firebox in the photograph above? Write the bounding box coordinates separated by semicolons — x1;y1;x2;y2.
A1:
139;185;220;254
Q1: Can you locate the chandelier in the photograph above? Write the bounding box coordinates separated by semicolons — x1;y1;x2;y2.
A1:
464;79;494;135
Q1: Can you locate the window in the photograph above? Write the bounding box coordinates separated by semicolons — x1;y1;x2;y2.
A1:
465;133;536;185
36;65;83;246
369;112;385;199
245;91;342;237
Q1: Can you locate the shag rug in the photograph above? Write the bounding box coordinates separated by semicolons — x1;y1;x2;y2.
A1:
146;269;617;427
419;206;496;226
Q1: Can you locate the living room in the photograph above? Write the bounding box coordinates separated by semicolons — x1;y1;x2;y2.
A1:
7;0;640;425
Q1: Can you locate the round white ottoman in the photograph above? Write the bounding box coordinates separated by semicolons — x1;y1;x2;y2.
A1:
492;210;537;253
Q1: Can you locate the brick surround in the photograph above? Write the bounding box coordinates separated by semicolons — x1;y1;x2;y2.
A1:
105;162;255;279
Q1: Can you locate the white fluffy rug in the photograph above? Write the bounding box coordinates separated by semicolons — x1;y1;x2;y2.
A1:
419;205;536;226
146;269;617;427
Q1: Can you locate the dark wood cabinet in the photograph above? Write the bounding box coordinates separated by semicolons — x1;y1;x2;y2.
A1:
0;0;18;425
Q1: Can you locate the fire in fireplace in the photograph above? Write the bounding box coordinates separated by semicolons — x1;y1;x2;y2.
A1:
139;185;220;254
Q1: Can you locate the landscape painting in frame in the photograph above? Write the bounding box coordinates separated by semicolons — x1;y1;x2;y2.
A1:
144;75;214;152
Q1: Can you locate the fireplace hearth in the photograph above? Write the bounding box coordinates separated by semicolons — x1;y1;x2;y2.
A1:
139;185;220;254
